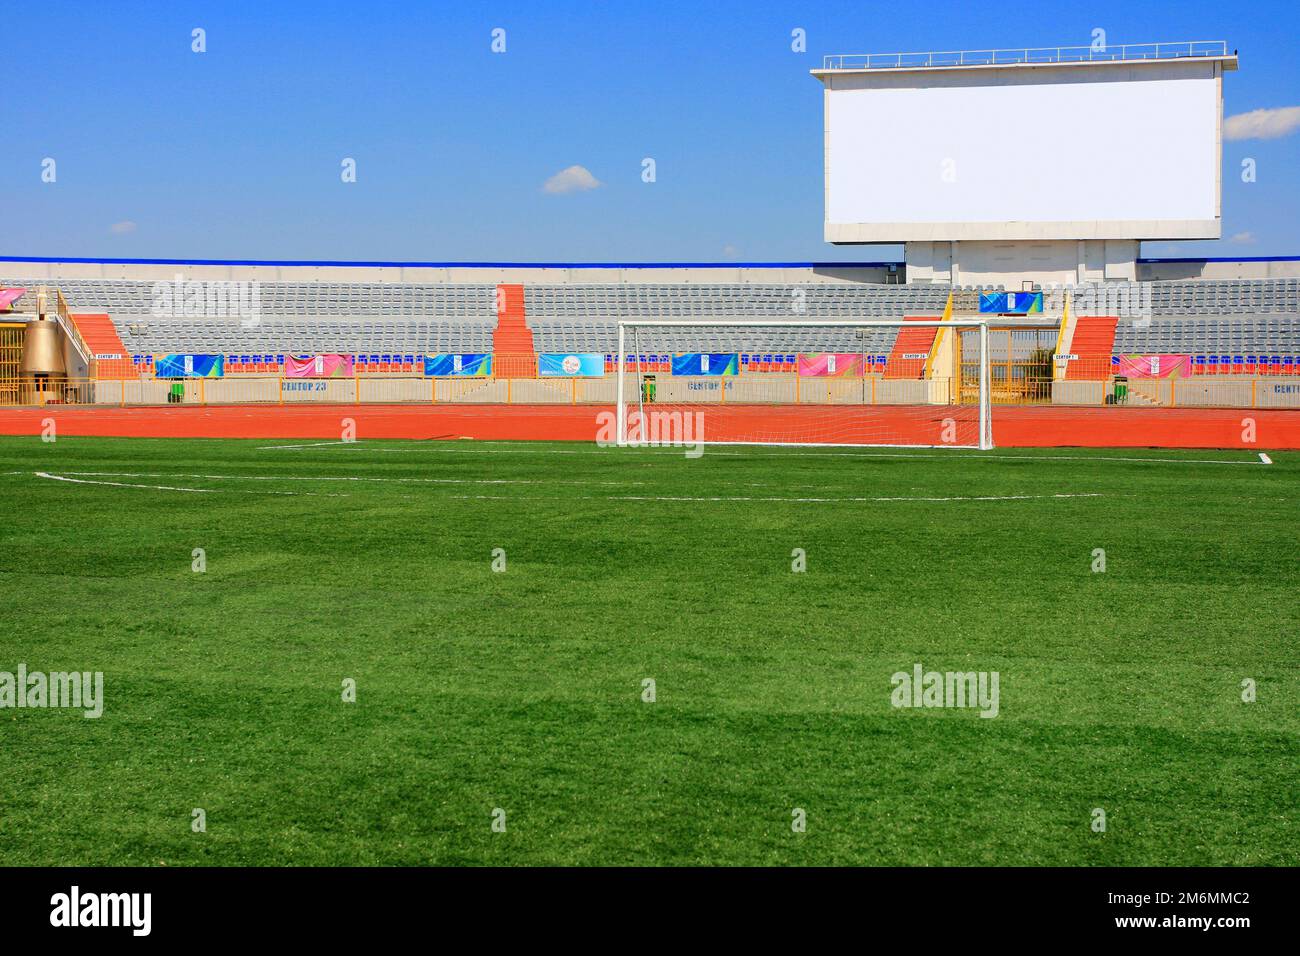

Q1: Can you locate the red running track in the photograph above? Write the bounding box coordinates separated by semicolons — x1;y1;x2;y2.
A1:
0;403;1296;449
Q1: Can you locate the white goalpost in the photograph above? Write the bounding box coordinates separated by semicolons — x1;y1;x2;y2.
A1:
616;320;993;450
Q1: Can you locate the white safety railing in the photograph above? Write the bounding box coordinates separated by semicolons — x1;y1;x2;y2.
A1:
822;41;1231;71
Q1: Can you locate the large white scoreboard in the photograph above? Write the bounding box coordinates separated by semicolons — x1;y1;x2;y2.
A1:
812;45;1237;243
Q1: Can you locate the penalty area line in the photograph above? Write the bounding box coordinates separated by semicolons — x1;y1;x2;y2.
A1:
629;448;1275;467
393;442;1274;467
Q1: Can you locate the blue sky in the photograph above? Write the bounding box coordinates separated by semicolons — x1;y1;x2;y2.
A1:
4;0;1297;263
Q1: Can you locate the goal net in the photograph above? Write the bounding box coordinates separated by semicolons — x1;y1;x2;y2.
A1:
615;320;992;449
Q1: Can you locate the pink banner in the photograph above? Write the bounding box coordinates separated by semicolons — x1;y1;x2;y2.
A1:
1115;354;1191;379
284;354;355;378
0;288;27;310
797;353;862;377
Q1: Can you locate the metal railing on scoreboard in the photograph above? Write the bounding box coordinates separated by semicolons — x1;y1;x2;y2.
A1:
821;41;1231;71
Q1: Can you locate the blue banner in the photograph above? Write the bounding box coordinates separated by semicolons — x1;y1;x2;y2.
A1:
539;353;605;377
979;292;1044;314
424;353;492;376
154;354;224;378
671;353;739;376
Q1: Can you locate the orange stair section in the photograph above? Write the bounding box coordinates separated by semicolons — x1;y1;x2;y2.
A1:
491;283;537;378
69;313;133;379
883;317;939;379
1065;316;1118;380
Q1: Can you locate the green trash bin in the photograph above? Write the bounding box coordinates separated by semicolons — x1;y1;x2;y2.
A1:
1112;376;1128;404
170;381;185;404
641;375;657;404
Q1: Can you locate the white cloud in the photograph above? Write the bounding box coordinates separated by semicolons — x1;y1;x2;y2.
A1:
1223;106;1300;141
1227;231;1256;244
109;220;137;235
542;165;602;194
722;244;740;259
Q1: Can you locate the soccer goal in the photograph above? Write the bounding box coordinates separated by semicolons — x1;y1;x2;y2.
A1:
615;320;993;449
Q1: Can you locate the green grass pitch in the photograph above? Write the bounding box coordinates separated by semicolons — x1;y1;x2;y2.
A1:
0;434;1295;866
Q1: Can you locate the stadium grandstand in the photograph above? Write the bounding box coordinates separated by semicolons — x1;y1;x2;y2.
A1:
2;260;1298;412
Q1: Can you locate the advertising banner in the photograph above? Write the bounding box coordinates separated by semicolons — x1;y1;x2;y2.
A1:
424;353;492;377
671;353;739;376
797;353;862;377
283;354;355;378
154;354;224;378
980;292;1044;314
539;353;604;377
1115;354;1192;378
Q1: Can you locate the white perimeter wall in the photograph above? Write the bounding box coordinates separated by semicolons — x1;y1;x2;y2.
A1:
0;262;900;286
4;257;1297;286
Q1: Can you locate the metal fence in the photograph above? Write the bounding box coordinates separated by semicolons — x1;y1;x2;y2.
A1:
3;373;1297;410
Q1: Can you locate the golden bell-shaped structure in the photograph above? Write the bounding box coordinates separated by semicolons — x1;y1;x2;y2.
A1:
20;317;68;404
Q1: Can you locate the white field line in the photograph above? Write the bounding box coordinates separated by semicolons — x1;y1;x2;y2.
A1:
55;471;642;487
256;441;461;453
257;441;363;450
27;471;1108;504
36;472;217;493
12;445;1272;468
384;442;1274;467
795;452;1272;466
445;492;1110;504
33;472;346;496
